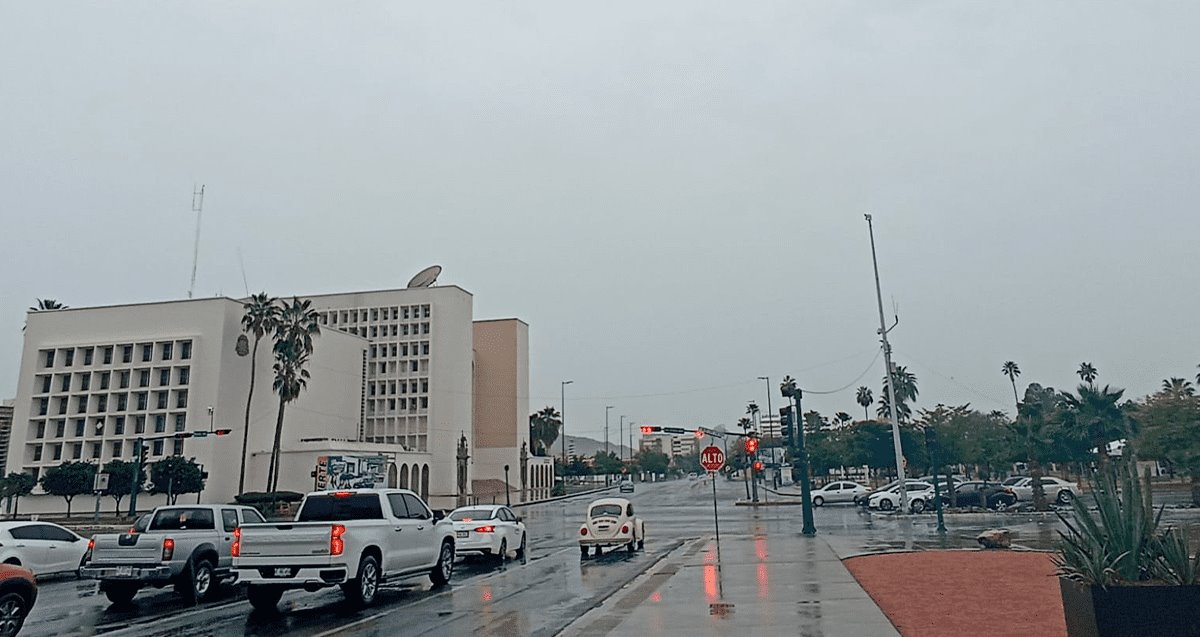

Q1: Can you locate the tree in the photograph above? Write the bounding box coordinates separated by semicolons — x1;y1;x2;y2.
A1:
41;462;96;517
238;293;279;495
878;365;918;423
564;456;591;478
1077;362;1098;386
1161;377;1195;399
102;460;144;515
1060;383;1129;466
150;457;206;504
634;450;670;475
528;407;562;456
856;386;873;421
24;298;68;331
592;451;624;475
266;297;321;492
1010;384;1060;510
671;453;703;475
1002;361;1021;406
834;412;853;428
1136;388;1200;481
0;473;35;519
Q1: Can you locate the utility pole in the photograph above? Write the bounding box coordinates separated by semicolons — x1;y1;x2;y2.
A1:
560;380;573;474
605;406;613;457
866;214;909;513
619;415;626;462
758;377;773;441
188;185;205;299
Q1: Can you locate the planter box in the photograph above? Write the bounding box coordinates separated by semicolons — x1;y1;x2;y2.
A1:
1060;577;1200;637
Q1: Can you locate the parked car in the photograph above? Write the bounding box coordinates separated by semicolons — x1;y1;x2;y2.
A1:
809;481;868;506
82;504;267;605
0;522;88;578
619;480;635;493
234;489;456;611
579;497;644;558
0;564;36;637
868;481;935;513
1012;476;1078;505
448;505;526;562
946;481;1017;509
1001;476;1027;487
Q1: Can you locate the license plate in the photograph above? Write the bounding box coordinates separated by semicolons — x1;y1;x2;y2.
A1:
116;566;133;577
456;531;469;539
273;568;292;578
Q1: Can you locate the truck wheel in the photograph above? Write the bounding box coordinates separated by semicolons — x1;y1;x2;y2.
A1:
102;582;139;606
342;554;380;607
429;542;454;587
178;558;217;603
246;585;283;612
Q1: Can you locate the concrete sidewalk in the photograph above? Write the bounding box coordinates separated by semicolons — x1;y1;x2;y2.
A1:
560;530;900;637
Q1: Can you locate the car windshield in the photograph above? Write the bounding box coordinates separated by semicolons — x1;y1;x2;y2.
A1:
590;504;623;518
450;508;496;521
149;508;215;531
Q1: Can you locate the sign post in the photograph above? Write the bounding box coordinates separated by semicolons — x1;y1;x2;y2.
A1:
700;445;726;557
93;472;109;523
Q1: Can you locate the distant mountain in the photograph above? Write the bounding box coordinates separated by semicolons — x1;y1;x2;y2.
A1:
560;434;632;460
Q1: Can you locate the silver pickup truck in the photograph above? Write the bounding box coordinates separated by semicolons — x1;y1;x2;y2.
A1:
82;504;266;605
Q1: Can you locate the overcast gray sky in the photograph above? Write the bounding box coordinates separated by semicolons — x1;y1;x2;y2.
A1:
3;2;1199;442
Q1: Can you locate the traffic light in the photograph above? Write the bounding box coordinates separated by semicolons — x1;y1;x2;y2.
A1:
136;440;149;466
640;426;661;434
213;428;231;436
694;429;704;438
744;436;759;454
753;461;763;472
779;408;793;439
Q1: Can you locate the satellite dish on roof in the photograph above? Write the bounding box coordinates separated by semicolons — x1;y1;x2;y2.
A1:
407;265;442;288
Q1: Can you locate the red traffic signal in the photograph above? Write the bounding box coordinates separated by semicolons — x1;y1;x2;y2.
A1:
753;461;763;472
213;429;232;436
694;430;704;438
640;426;660;434
744;437;759;453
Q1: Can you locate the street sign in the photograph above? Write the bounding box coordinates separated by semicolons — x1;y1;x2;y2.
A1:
700;446;726;472
93;473;110;492
661;427;688;435
697;426;725;439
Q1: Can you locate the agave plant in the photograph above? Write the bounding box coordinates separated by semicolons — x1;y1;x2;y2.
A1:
1054;457;1199;587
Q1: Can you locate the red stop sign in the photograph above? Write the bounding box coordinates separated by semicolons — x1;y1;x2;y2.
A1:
700;446;725;472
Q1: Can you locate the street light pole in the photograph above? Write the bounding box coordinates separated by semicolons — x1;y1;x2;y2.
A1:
757;377;772;441
619;416;626;462
866;213;909;513
504;464;511;507
605;406;613;457
560;380;573;473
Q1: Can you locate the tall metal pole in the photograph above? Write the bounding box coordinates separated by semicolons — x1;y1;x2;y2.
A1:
128;437;144;517
758;377;772;441
619;415;626;462
188;185;204;299
792;390;816;535
866;214;909;513
605;406;613;457
560;380;573;472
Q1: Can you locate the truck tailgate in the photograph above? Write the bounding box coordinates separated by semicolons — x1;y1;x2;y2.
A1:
237;523;333;559
91;532;166;564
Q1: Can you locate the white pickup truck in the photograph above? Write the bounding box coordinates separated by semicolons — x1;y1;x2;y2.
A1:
233;489;455;610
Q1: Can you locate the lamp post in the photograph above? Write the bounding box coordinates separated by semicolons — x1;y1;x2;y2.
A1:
619;415;626;462
866;213;908;513
560;380;573;474
757;377;773;441
504;464;511;507
604;406;613;457
781;377;816;536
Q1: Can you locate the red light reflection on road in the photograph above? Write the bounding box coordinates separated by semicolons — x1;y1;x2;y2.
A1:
650;591;662;603
704;563;719;602
757;562;769;599
481;586;493;603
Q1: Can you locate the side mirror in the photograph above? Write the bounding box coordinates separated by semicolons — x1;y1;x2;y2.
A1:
516;515;523;523
433;510;445;522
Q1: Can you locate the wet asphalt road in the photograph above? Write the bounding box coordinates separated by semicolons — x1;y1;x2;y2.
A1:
24;479;1200;637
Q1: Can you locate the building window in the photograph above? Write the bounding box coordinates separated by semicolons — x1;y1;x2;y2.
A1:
76;396;87;414
80;374;90;391
134;416;146;434
60;375;71;392
178;368;189;385
180;340;192;360
74;419;85;437
103;346;113;365
32;446;42;462
174;414;186;431
411;361;419;372
119;371;130;389
420;379;428;393
154;415;166;433
54;420;65;438
111;441;123;458
34;422;45;439
421;323;430;334
122;345;133;363
159;369;170;386
422;342;429;356
403;307;410;320
96;395;107;412
91;443;101;460
136;393;148;411
83;348;94;365
38;399;48;416
152;440;164;456
142;344;153;362
99;372;110;390
52;445;62;460
156;392;168;410
172;439;184;456
420;397;429;409
57;397;68;415
422;305;430;318
40;376;51;393
63;349;74;367
176;390;188;409
114;416;125;435
72;444;82;460
116;394;128;411
161;342;173;360
44;350;55;368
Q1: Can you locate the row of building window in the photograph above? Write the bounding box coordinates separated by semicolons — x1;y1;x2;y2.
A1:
365;397;429;413
368;360;428;377
29;413;187;440
36;389;189;416
367;379;429;396
42;340;193;369
321;305;431;326
35;367;189;395
28;437;183;463
368;342;431;359
339;323;431;340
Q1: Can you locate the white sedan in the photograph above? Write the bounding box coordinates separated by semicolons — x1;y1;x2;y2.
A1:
868;481;936;513
579;497;644;558
448;505;527;562
0;521;89;577
810;481;869;506
1012;477;1078;505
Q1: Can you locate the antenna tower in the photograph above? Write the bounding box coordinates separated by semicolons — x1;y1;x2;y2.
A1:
188;185;205;299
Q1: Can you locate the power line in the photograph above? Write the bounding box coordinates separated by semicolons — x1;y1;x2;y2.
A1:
799;347;883;395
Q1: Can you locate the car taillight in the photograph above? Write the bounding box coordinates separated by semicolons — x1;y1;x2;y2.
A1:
580;527;588;536
474;526;495;533
85;538;94;562
162;538;175;561
330;524;346;556
231;528;241;558
621;525;630;535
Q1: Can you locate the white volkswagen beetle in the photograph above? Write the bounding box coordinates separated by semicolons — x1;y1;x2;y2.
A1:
579;497;644;558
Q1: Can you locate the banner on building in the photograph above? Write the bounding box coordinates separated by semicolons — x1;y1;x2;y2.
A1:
316;455;388;490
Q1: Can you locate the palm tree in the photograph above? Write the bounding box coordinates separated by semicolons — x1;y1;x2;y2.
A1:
1002;361;1021;407
528;407;562;456
1162;377;1196;399
1060;383;1128;466
878;366;918;423
746;401;760;431
1077;362;1098;386
237;293;279;495
24;298;67;331
265;297;321;492
835;412;853;428
1014;384;1058;511
856;386;873;421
